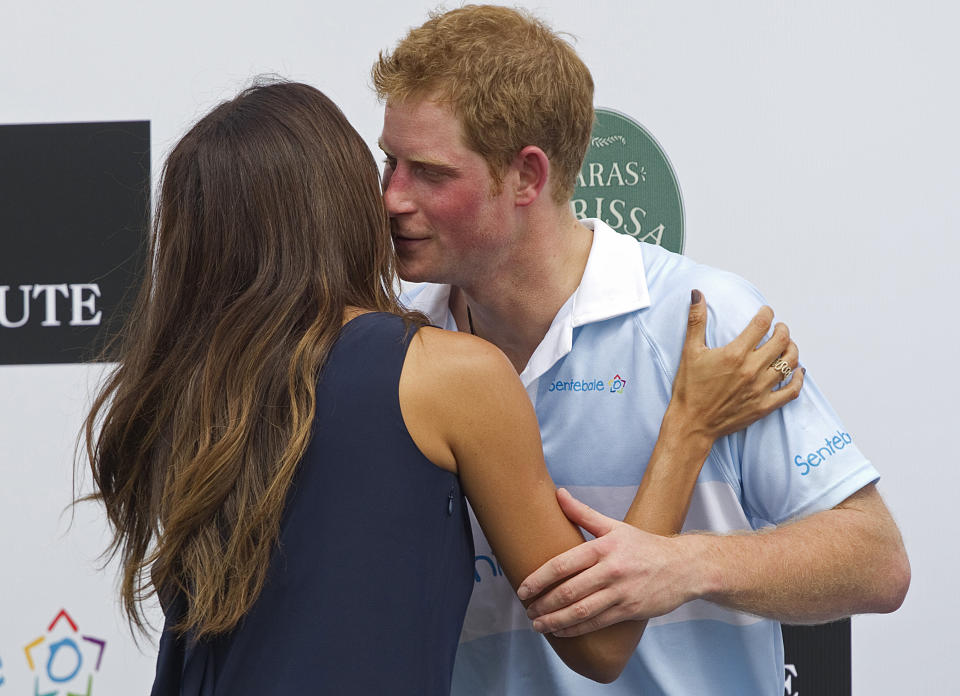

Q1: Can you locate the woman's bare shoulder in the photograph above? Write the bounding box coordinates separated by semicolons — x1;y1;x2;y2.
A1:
400;326;523;473
407;326;516;388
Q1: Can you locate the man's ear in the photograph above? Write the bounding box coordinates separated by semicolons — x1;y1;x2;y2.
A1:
513;146;550;207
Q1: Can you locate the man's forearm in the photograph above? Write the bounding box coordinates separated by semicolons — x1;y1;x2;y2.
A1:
679;484;910;624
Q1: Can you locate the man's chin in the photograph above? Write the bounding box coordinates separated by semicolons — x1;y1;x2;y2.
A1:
396;263;429;285
396;255;450;285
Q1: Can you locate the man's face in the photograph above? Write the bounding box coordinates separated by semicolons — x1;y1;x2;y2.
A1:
379;97;514;285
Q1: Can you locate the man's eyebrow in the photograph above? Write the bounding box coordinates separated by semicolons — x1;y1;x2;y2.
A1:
376;139;459;173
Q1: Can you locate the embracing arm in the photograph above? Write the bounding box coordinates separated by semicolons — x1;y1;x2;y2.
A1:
403;293;805;681
620;290;804;534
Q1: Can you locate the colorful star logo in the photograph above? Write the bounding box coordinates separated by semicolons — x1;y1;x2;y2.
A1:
23;609;106;696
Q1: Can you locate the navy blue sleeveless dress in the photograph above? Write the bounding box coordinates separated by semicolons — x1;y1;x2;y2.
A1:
151;312;475;695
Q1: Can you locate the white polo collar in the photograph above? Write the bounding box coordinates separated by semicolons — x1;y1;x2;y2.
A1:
401;281;456;330
569;219;652;326
401;219;652;386
517;219;650;385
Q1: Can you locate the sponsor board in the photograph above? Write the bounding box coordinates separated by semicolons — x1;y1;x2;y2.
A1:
783;619;851;695
574;108;684;253
0;121;149;364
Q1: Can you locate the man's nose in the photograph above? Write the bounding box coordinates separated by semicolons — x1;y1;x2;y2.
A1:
382;167;415;216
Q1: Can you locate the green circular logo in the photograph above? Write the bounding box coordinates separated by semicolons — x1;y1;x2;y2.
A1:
573;108;684;253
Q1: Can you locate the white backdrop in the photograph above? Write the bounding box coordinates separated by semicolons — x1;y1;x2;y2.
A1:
1;1;956;692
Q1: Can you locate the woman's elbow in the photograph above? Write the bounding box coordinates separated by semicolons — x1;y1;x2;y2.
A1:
570;659;627;684
588;660;629;685
561;643;633;684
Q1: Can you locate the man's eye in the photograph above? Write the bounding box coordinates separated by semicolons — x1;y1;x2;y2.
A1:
416;166;445;182
383;157;396;170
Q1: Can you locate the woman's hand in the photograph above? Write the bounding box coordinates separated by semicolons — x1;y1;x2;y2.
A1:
665;289;803;448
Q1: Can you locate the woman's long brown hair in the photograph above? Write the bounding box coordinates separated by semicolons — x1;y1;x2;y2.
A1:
85;81;414;637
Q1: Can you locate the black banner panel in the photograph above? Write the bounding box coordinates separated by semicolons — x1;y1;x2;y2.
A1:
0;121;149;364
783;619;851;695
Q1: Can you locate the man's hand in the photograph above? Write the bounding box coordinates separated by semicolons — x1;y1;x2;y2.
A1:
520;486;910;636
667;290;803;448
518;488;694;637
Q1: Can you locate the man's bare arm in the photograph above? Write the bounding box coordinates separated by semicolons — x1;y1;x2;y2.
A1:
519;483;909;636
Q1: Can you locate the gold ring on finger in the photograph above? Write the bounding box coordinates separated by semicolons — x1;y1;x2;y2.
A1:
770;357;793;379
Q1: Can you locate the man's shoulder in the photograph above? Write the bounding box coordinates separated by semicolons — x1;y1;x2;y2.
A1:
600;233;760;302
639;243;761;304
637;244;771;348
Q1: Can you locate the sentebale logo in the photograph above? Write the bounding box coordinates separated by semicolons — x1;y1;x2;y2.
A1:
793;430;853;476
607;374;627;394
573;108;684;253
547;373;627;395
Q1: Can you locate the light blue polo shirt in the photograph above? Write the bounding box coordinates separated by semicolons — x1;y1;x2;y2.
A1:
402;220;879;695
